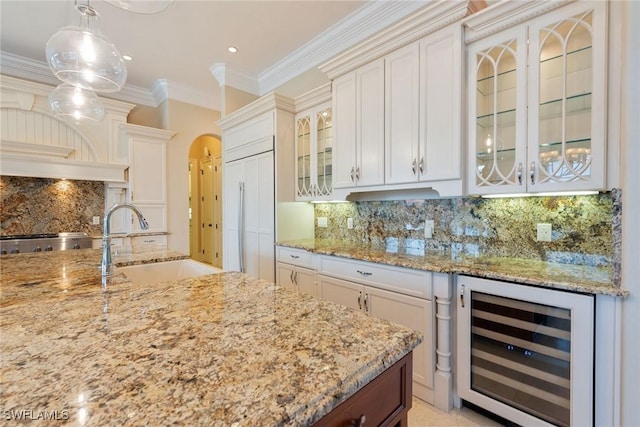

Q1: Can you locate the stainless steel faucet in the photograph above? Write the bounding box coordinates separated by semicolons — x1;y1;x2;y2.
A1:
101;203;149;277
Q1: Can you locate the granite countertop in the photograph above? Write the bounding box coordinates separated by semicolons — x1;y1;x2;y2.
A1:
277;239;629;298
0;249;422;426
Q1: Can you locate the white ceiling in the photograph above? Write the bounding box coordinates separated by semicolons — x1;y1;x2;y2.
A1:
0;0;429;110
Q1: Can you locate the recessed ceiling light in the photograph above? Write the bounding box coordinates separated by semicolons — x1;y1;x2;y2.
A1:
227;46;238;53
123;55;133;61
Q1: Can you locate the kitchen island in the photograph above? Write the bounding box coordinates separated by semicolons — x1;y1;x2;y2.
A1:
0;248;422;425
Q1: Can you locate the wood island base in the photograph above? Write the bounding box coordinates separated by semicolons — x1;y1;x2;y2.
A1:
313;352;413;427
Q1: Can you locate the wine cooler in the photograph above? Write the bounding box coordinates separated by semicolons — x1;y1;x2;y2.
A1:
457;276;594;426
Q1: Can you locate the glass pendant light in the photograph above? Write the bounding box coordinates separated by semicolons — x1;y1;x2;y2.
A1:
104;0;173;14
46;3;127;93
49;83;106;125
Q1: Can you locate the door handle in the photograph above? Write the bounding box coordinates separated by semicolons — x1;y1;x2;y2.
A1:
238;182;245;273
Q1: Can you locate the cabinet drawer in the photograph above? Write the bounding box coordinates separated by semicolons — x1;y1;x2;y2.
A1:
313;352;412;427
276;246;315;269
131;235;167;249
319;256;432;299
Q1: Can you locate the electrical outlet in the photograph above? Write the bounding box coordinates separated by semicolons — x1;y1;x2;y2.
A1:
347;218;354;229
537;223;552;242
92;216;100;225
424;219;435;239
317;217;328;228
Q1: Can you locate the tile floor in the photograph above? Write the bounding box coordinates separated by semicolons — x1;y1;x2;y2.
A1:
408;398;503;427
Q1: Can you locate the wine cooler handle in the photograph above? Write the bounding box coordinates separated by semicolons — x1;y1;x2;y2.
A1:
460;284;465;308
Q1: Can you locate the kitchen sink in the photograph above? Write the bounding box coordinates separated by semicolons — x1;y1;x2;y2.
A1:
119;259;222;284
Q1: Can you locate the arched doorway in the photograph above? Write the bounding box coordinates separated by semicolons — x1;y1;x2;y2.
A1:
188;135;222;267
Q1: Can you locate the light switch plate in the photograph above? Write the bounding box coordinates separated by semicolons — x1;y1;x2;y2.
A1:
347;218;354;229
92;216;101;225
537;223;552;242
424;219;435;239
317;217;328;228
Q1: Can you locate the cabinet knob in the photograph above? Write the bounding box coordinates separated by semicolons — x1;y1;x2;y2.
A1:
352;414;366;426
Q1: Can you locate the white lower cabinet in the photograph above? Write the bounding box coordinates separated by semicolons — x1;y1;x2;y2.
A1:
319;274;433;400
130;235;167;250
276;262;318;297
276;246;319;297
276;248;453;408
317;256;441;405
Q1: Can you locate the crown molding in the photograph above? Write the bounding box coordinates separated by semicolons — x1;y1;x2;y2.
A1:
258;0;430;94
294;82;332;113
120;122;176;140
0;74;136;114
319;0;471;80
216;92;295;131
463;0;569;43
154;78;219;110
2;51;162;108
210;63;260;95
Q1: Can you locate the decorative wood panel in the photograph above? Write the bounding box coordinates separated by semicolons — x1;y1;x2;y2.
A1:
0;107;98;162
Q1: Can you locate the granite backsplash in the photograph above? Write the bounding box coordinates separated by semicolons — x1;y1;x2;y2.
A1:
0;176;105;236
314;190;621;282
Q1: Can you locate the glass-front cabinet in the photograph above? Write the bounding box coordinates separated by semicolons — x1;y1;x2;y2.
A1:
295;102;333;201
469;30;527;193
466;1;607;195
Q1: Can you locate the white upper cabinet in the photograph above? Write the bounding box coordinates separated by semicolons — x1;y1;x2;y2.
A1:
466;1;607;195
385;44;420;185
419;25;463;184
294;102;333;201
527;2;607;192
121;124;175;233
385;25;463;188
333;59;385;189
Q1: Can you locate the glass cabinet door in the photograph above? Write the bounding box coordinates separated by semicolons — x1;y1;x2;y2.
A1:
294;103;333;201
296;114;312;198
315;106;332;197
528;2;606;191
468;29;527;194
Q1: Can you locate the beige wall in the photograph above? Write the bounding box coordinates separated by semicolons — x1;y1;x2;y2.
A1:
128;104;164;128
161;98;221;254
222;86;258;116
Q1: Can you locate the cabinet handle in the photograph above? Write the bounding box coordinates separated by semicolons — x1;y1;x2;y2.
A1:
350;166;355;182
358;291;363;310
356;167;360;181
289;255;300;259
419;157;424;175
294;271;298;285
517;162;523;185
290;271;294;284
364;293;369;312
530;161;536;184
412;159;417;175
460;284;465;308
353;414;366;426
356;270;372;276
